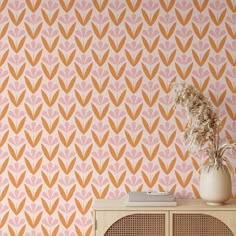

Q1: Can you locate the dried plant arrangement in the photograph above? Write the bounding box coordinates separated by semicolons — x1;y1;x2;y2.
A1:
174;83;236;170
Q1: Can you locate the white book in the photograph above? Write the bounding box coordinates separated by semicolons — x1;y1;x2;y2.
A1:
128;191;176;202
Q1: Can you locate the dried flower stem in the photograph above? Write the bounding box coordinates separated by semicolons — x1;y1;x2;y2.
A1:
174;83;236;168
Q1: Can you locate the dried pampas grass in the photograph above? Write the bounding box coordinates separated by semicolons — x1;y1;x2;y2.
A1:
174;83;236;168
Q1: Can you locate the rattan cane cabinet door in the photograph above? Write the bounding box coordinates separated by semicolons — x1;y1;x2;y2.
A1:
104;213;166;236
171;212;235;236
95;211;168;236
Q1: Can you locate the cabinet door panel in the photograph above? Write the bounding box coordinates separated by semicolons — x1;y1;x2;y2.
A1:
95;211;168;236
105;213;165;236
171;211;236;236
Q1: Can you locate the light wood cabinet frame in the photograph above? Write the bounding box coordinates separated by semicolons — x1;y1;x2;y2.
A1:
94;199;236;236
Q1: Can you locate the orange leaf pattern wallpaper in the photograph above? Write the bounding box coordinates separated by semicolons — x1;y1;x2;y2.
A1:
0;0;236;234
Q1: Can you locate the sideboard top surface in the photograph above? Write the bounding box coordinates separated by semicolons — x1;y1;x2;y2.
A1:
94;198;236;211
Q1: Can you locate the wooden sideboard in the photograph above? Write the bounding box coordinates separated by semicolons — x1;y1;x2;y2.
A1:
93;198;236;236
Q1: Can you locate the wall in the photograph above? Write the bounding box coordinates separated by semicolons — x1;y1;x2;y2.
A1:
0;0;235;235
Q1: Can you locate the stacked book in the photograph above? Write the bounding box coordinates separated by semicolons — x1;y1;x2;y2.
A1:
125;191;176;206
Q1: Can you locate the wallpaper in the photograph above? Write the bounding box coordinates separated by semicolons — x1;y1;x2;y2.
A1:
0;0;235;235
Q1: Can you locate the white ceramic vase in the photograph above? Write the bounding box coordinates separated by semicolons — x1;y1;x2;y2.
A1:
200;164;232;205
